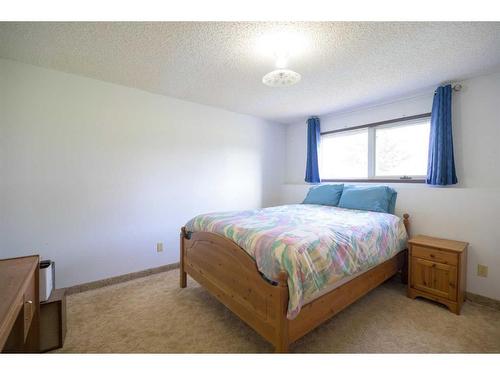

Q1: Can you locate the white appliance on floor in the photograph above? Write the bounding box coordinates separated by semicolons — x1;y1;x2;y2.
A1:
39;260;55;302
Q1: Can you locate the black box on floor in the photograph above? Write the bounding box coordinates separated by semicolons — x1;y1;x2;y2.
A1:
40;289;66;352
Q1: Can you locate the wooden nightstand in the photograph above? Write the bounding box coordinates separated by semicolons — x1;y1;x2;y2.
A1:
407;235;468;314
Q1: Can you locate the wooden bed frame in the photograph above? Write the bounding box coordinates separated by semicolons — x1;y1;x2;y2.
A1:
180;213;410;353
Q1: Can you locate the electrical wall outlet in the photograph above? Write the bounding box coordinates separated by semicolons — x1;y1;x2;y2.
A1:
477;264;488;278
156;242;164;253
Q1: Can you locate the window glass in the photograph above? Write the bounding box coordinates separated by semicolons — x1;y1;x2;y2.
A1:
321;129;368;179
375;120;430;177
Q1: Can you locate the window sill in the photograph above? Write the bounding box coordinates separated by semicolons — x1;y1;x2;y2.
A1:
321;178;426;184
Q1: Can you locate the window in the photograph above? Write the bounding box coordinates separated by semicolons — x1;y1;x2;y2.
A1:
320;115;431;181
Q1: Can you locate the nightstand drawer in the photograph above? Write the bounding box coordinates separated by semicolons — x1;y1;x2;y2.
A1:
412;245;458;265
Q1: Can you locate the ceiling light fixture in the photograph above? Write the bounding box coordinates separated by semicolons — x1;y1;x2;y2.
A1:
262;69;301;87
257;30;306;88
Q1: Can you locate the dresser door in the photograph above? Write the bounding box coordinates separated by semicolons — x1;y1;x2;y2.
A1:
411;257;457;301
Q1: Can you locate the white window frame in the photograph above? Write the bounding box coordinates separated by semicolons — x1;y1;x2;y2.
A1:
320;114;431;183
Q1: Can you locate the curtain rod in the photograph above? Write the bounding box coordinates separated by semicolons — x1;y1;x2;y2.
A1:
439;82;462;92
320;112;431;136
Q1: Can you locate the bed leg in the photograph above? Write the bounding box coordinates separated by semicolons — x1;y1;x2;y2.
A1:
180;227;187;288
401;249;408;284
180;270;187;288
275;342;289;353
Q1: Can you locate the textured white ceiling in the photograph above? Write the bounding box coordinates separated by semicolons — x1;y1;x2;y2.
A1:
1;22;500;123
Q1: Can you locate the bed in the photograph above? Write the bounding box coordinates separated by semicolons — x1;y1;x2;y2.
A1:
180;204;410;352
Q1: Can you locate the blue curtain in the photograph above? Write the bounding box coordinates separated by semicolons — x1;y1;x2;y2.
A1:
426;84;458;185
305;117;321;183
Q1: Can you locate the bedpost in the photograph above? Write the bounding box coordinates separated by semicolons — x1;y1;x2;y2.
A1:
403;213;410;237
401;214;410;284
180;227;187;288
275;271;290;353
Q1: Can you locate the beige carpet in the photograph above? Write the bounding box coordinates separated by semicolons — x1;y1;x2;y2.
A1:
56;269;500;353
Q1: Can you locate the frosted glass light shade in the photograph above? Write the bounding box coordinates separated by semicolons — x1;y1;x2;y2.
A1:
262;69;301;87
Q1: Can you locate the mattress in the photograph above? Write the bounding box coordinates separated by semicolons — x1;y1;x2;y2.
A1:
185;204;408;319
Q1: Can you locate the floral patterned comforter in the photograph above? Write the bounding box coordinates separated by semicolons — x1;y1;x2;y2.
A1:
185;204;408;319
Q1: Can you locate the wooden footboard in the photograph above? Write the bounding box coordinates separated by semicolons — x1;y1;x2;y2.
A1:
180;227;289;351
180;214;410;352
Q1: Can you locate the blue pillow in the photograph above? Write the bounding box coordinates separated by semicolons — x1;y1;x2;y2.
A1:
387;188;398;214
338;185;396;213
302;184;344;206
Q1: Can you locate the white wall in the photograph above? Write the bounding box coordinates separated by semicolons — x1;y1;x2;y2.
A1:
0;58;285;288
282;71;500;300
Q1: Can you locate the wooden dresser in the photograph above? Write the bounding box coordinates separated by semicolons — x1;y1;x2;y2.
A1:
407;235;468;314
0;255;40;352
